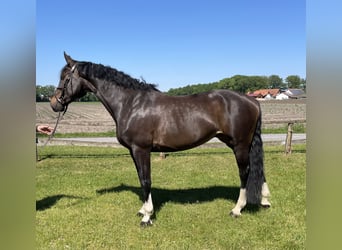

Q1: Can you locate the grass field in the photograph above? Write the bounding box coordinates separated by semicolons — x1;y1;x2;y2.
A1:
36;145;306;249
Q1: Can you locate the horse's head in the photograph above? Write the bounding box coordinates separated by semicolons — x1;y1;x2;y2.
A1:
50;52;90;112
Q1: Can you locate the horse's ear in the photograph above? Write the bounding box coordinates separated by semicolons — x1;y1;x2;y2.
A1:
64;51;76;66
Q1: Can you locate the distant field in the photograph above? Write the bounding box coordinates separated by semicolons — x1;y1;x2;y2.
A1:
36;99;306;134
36;102;113;134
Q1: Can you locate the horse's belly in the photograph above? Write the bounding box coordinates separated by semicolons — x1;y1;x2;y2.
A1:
152;130;216;152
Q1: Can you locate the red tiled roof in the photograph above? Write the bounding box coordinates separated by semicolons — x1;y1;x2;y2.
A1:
252;89;280;97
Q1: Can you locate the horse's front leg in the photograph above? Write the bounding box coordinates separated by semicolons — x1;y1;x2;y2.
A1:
130;146;154;226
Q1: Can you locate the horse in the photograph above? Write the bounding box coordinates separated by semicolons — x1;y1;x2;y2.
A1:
50;52;271;226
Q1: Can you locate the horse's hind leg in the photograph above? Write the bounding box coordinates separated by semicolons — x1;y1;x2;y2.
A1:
230;146;249;217
216;135;249;216
229;146;271;215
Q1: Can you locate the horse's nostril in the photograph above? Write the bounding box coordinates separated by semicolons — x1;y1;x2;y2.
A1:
50;97;65;112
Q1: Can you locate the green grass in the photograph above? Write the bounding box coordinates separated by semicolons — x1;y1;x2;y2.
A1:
36;145;306;249
262;123;306;134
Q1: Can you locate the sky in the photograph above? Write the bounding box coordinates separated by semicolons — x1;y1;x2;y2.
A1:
36;0;305;92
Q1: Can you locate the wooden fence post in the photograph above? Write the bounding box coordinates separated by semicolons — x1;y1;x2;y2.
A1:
159;152;166;159
36;137;39;161
285;122;293;154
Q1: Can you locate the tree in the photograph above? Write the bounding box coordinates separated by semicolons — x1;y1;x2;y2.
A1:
36;84;100;102
268;75;285;89
285;75;301;88
247;76;269;91
79;92;99;102
300;78;306;91
36;85;56;101
166;74;305;96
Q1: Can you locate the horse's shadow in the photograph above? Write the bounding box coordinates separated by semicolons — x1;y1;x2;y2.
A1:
36;185;260;214
96;184;260;214
36;194;85;211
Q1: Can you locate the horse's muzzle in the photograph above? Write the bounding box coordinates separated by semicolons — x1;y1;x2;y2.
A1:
50;96;66;112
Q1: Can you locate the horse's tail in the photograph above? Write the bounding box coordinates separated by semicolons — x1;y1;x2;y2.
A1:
246;111;264;204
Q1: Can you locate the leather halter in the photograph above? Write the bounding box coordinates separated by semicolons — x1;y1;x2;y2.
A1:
44;64;77;146
56;64;77;106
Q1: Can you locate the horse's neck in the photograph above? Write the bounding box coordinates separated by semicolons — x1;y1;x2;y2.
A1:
91;80;134;124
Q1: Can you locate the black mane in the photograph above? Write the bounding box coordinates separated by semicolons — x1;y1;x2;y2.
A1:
78;62;159;92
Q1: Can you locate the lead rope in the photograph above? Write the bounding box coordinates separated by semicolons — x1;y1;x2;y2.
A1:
42;105;68;147
39;65;75;152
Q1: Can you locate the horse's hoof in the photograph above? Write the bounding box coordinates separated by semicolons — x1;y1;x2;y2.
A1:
261;204;271;209
229;211;241;218
140;220;153;227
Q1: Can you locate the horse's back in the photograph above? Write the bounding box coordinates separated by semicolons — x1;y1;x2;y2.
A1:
155;89;260;127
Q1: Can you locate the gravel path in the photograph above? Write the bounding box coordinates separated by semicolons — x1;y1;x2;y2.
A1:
37;134;306;148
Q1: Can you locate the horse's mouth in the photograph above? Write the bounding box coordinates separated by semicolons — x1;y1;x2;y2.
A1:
50;96;66;112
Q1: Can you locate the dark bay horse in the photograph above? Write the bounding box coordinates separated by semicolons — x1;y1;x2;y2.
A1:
50;52;271;226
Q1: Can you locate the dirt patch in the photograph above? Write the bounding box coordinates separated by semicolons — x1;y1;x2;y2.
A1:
36;99;306;133
36;102;114;134
259;99;306;122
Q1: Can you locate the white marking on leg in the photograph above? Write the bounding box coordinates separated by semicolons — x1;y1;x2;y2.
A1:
145;193;154;213
141;193;154;224
138;193;154;215
138;206;145;216
261;182;271;207
231;188;247;216
141;214;152;224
